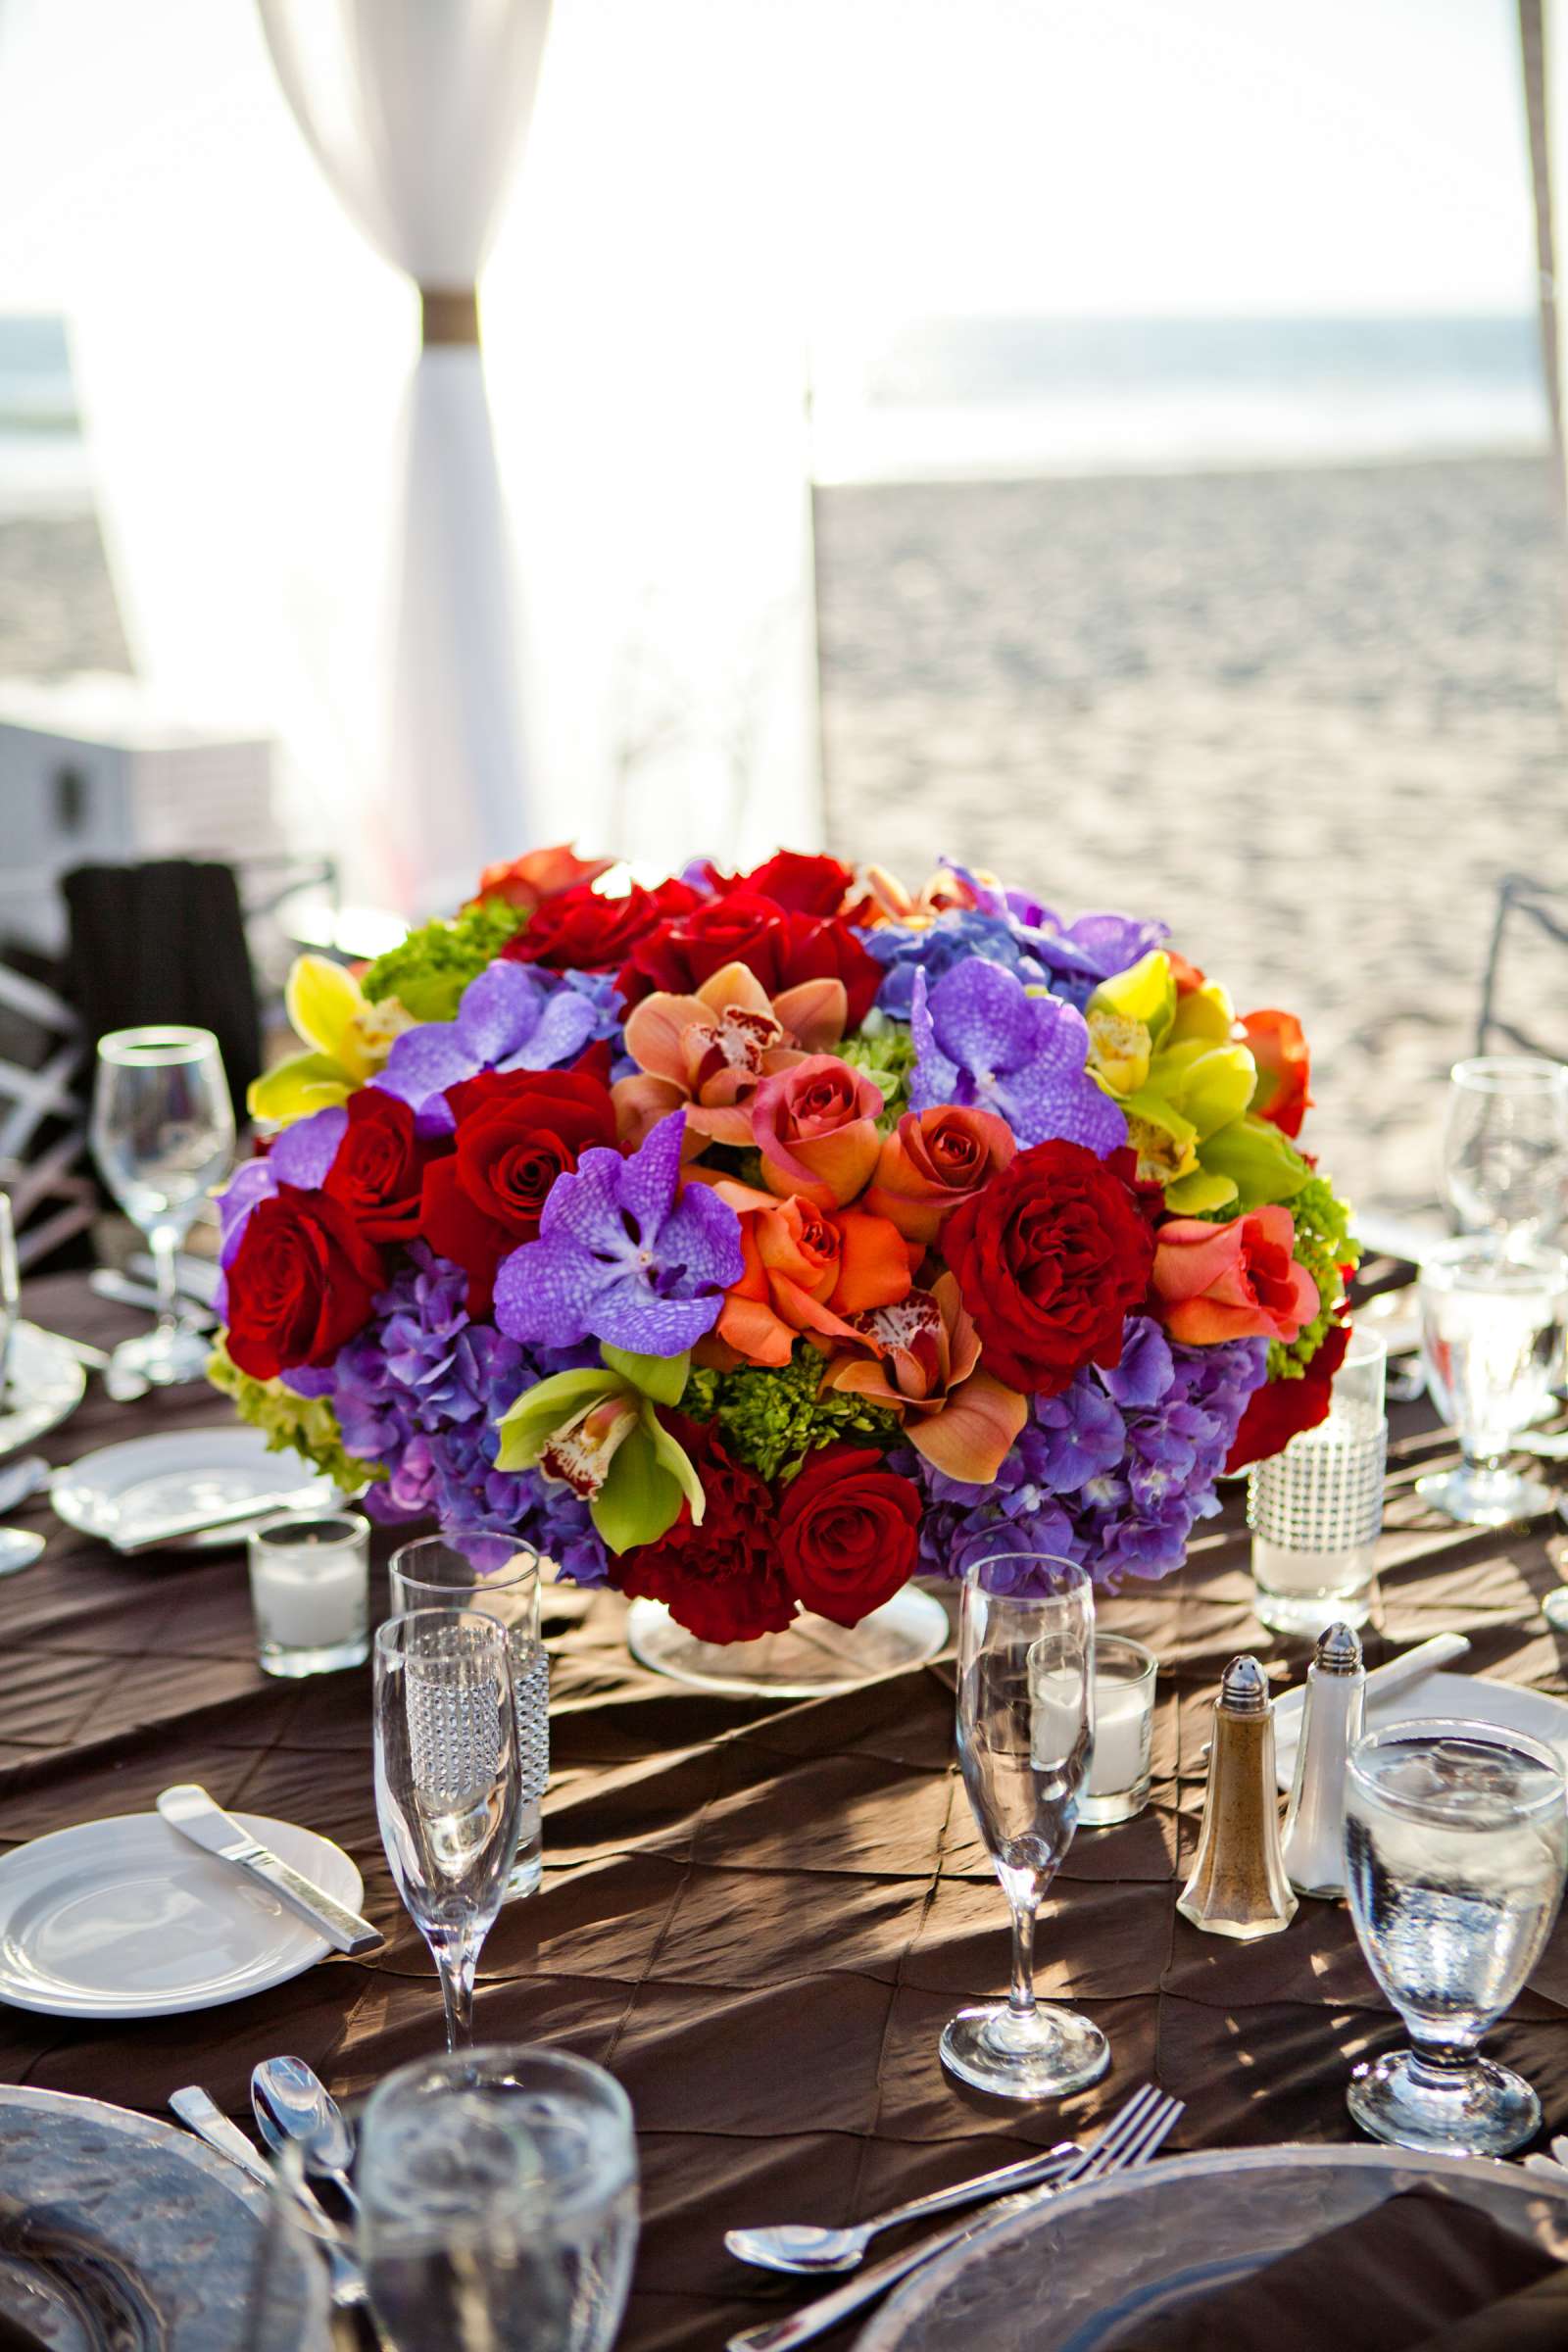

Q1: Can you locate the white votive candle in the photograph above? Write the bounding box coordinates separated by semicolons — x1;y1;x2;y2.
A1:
1081;1635;1158;1827
248;1511;370;1678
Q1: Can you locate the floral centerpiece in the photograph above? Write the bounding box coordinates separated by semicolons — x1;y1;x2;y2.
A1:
211;846;1356;1646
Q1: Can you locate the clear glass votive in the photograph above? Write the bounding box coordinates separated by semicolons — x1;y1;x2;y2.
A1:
248;1511;370;1677
1078;1634;1157;1827
1249;1328;1387;1638
389;1537;548;1901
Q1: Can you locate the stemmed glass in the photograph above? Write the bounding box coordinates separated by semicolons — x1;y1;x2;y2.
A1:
1417;1235;1568;1525
940;1552;1108;2099
1345;1719;1568;2156
373;1610;522;2051
1444;1056;1568;1250
0;1190;18;1407
90;1025;234;1385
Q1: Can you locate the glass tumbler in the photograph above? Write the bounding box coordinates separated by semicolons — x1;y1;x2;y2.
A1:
1249;1328;1387;1636
358;2044;638;2352
1345;1718;1568;2157
1418;1237;1568;1526
391;1537;548;1899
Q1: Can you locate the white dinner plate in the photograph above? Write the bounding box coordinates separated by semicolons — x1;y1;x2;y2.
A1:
1273;1667;1568;1790
0;1809;366;2018
0;1320;86;1456
51;1423;336;1551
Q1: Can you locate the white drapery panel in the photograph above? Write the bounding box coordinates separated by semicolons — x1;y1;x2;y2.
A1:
0;0;823;904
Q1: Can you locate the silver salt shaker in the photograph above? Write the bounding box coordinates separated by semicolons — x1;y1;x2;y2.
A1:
1280;1621;1365;1900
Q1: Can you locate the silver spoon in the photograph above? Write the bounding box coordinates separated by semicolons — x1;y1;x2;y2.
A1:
725;2140;1079;2275
251;2055;361;2212
0;1454;50;1576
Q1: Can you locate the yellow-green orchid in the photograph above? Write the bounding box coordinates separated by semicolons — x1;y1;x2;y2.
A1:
248;955;412;1126
495;1345;705;1554
1087;952;1307;1214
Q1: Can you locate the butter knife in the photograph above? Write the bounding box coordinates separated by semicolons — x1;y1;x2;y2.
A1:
157;1784;382;1955
168;2086;366;2307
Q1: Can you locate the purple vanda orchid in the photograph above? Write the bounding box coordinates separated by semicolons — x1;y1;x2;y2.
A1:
372;960;600;1136
493;1109;745;1356
908;960;1127;1155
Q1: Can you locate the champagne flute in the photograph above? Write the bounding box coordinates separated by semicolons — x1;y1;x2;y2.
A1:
1444;1056;1568;1250
90;1025;234;1385
940;1551;1108;2099
373;1609;522;2051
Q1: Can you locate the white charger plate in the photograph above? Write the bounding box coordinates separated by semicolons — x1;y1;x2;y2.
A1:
1274;1667;1568;1791
0;1320;86;1456
51;1424;335;1551
0;1809;366;2018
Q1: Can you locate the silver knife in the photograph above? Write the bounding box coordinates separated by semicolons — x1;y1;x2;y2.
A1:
169;2086;366;2307
109;1482;329;1553
157;1784;383;1955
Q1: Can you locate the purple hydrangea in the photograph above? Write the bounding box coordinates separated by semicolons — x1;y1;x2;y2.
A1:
911;1316;1267;1591
939;866;1168;1004
908;959;1127;1155
863;908;1054;1019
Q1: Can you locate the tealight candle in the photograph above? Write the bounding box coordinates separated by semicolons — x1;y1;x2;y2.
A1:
248;1511;370;1678
1080;1635;1158;1827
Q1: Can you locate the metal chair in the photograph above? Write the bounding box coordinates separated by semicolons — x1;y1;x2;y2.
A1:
1475;875;1568;1061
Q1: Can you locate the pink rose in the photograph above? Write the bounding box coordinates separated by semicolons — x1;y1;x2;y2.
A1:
751;1055;883;1209
864;1105;1016;1245
1151;1204;1318;1346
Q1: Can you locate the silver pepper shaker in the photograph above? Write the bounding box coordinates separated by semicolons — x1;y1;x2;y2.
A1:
1280;1621;1365;1900
1177;1655;1298;1938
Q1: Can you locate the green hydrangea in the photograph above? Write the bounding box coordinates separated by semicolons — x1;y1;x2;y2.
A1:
207;1341;383;1492
682;1344;904;1482
360;898;523;1023
832;1013;917;1133
1267;1175;1363;1383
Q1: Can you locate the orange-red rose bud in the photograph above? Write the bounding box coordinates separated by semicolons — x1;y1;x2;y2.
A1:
752;1055;884;1210
864;1105;1017;1245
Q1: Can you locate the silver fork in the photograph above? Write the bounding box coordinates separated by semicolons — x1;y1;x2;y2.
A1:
726;2139;1082;2275
723;2083;1184;2352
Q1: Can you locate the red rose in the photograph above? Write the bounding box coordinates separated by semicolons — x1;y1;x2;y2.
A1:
615;1416;796;1642
619;894;881;1026
707;851;858;916
224;1184;385;1379
321;1089;439;1243
422;1067;619;1315
1225;1319;1348;1474
774;1443;921;1627
502;877;700;973
943;1140;1155;1396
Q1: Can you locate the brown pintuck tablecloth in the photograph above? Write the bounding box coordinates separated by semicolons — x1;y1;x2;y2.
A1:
4;1273;1568;2351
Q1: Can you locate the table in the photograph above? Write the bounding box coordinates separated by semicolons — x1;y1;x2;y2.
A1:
5;1272;1568;2351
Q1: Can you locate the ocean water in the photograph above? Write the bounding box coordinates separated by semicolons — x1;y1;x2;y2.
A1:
0;316;91;513
810;313;1550;482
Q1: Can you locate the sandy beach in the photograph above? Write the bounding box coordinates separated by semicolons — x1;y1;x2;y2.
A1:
2;453;1561;1217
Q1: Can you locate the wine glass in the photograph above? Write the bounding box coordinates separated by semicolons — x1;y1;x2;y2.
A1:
358;2046;638;2352
1417;1236;1568;1525
1345;1718;1568;2156
0;1189;18;1408
90;1025;234;1385
373;1610;522;2051
940;1552;1108;2099
1444;1057;1568;1250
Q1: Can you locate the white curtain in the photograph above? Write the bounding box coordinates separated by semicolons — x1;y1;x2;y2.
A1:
0;0;824;906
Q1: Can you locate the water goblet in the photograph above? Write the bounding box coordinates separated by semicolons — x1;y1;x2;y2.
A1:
373;1609;522;2051
1444;1055;1568;1250
0;1189;18;1407
1345;1718;1568;2156
358;2045;638;2352
90;1024;234;1385
1417;1236;1568;1525
940;1551;1108;2099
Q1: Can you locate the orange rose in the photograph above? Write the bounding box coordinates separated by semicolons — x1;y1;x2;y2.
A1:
864;1105;1017;1245
1237;1008;1312;1139
1151;1205;1318;1346
706;1180;915;1367
471;844;614;913
752;1056;884;1210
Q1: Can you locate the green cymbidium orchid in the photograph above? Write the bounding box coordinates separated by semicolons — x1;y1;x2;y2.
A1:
495;1345;706;1554
1088;953;1308;1214
247;955;411;1125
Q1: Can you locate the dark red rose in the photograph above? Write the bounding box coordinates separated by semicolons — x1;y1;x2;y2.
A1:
943;1140;1155;1396
615;1416;796;1642
774;1443;921;1626
707;851;858;916
502;877;700;973
422;1067;619;1315
619;893;882;1026
224;1184;385;1380
320;1089;439;1243
1225;1318;1348;1474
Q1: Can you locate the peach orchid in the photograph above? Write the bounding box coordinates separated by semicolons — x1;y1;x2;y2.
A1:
612;960;849;1152
819;1271;1028;1483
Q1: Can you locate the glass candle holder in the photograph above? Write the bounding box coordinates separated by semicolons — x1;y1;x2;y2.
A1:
248;1511;370;1678
1078;1634;1157;1827
1250;1328;1387;1638
389;1537;548;1900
